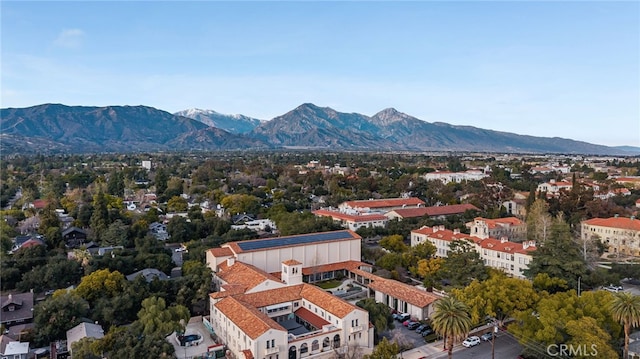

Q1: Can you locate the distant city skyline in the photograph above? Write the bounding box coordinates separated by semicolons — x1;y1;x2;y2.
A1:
1;1;638;147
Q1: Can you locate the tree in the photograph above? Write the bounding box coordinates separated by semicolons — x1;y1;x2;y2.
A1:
431;296;472;359
220;194;260;216
565;317;618;359
509;290;620;355
167;195;188;212
34;292;90;346
356;298;394;335
610;292;640;359
76;269;126;302
413;257;444;289
363;337;399;359
135;296;190;337
90;191;109;242
524;215;587;289
379;234;407;253
440;240;488;287
101;220;130;247
93;326;175;359
526;199;552;243
71;337;102;359
452;271;539;327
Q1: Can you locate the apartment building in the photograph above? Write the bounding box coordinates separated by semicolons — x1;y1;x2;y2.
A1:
466;217;527;242
582;216;640;257
410;226;535;279
423;170;489;184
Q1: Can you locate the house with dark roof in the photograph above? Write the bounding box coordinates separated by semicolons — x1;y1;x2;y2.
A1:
0;292;34;327
61;227;87;248
66;322;104;356
125;268;170;282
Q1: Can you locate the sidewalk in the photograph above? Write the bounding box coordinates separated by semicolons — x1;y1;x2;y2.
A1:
397;322;498;359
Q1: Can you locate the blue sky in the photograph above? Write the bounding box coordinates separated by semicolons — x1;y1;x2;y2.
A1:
2;1;639;147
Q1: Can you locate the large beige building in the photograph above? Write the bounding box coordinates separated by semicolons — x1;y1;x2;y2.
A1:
411;226;535;279
205;230;442;359
582;216;640;257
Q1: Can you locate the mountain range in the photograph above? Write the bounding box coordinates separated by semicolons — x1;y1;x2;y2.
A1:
0;103;636;155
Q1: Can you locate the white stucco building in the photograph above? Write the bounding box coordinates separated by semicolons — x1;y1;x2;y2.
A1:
411;226;535;279
312;209;388;231
582;216;640;257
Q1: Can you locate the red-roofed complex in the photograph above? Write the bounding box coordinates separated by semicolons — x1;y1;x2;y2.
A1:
466;217;527;242
312;209;388;231
385;204;479;221
338;197;425;212
411;225;535;279
582;216;640;257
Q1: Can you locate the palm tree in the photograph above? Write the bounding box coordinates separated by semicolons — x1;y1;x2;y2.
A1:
610;292;640;358
431;296;472;359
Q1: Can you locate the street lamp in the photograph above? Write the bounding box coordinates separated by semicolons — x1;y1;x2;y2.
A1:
491;319;499;359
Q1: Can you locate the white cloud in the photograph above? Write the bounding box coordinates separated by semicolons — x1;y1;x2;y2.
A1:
53;29;85;48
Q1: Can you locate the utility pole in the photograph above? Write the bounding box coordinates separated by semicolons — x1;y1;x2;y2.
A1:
491;321;498;359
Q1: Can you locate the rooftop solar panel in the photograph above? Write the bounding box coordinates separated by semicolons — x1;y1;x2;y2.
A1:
236;231;355;251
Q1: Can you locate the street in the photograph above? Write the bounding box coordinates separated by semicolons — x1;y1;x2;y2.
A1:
400;331;523;359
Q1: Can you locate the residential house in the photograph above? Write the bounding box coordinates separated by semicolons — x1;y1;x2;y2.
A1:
312;209;388;231
149;222;169;241
125;268;170;282
581;216;640;257
0;292;34;328
0;335;29;359
66;322;104;356
61;227;87;248
536;179;573;196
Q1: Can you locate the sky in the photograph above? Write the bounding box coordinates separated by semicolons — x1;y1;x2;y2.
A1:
1;1;639;147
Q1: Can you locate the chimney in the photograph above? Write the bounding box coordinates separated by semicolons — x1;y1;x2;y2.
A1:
615;214;619;218
227;257;235;267
439;225;445;231
432;226;438;232
523;242;529;249
453;229;460;235
500;236;508;243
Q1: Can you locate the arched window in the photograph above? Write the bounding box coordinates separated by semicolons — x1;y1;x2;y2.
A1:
289;346;297;359
300;343;308;355
323;337;330;348
333;334;341;348
311;340;319;351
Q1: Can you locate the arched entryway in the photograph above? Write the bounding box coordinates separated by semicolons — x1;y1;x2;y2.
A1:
289;346;297;359
333;334;341;348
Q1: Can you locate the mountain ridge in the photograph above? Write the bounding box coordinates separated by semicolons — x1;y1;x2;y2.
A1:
0;103;632;155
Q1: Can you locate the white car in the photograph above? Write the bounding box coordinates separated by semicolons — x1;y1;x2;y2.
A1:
175;246;188;253
462;336;481;348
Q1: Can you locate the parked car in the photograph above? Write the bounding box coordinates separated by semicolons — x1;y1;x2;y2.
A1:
462;336;481;348
407;321;421;330
420;328;434;336
603;285;623;293
397;313;410;322
480;332;495;341
415;324;427;332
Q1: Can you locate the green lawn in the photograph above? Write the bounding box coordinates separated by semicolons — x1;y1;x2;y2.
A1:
316;279;342;289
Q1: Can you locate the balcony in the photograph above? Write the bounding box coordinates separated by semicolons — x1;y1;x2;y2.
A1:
349;325;363;334
265;346;280;355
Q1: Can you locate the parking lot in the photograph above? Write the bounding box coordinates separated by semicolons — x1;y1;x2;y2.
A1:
381;317;433;350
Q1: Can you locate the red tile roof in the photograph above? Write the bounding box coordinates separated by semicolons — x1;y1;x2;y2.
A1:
282;259;302;266
476;237;536;255
367;277;440;308
388;204;479;218
295;307;330;328
583;217;640;231
300;284;362;318
312;209;388;222
215;296;286;339
209;247;234;257
473;217;524;228
242;350;254;359
216;261;282;291
411;226;475;243
301;260;369;276
342;197;425;209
